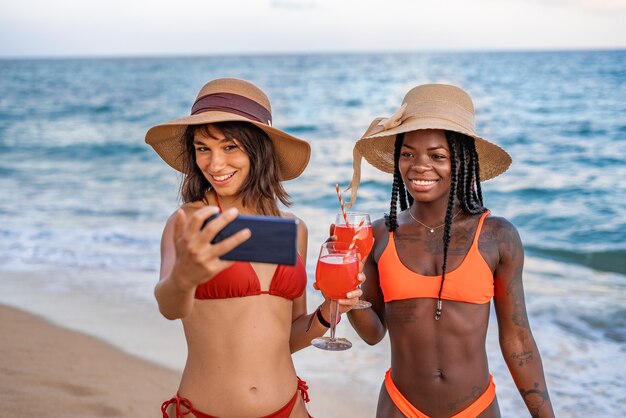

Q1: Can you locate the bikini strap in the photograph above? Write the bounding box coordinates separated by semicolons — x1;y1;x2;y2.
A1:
297;377;311;403
161;394;194;417
471;210;491;247
213;190;222;213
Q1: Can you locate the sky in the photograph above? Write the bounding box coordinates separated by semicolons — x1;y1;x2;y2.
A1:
0;0;625;57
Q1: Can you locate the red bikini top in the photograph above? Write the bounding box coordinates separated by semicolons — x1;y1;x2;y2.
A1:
194;193;307;301
378;210;494;304
195;257;307;300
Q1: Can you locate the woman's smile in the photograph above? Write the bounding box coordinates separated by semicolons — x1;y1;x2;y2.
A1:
399;129;451;203
210;171;237;184
408;178;440;192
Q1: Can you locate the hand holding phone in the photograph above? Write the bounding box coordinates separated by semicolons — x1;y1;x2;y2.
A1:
167;206;251;292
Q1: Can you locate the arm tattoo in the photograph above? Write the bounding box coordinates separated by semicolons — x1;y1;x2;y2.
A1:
519;383;550;418
498;223;520;263
511;350;534;366
478;228;498;256
501;225;529;328
511;292;530;328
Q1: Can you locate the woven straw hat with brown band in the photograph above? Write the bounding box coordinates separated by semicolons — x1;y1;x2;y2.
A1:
145;78;311;181
346;83;512;206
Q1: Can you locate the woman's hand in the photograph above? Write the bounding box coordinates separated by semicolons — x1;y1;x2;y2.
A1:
336;272;367;313
170;206;251;291
313;271;367;316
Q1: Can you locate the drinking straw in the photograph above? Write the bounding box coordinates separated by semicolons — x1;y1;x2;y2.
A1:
347;219;365;252
335;183;349;226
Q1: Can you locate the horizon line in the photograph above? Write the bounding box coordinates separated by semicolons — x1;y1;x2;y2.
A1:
1;46;624;61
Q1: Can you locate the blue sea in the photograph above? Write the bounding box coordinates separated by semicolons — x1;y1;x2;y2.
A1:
1;51;625;416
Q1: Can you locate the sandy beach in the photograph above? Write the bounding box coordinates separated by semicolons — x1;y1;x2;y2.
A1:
0;304;179;417
0;268;383;418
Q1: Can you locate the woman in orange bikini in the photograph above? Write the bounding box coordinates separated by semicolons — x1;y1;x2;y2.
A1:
146;78;363;418
346;84;555;417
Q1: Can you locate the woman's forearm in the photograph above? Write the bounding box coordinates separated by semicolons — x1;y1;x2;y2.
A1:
347;307;386;345
289;301;333;353
154;273;196;320
501;334;555;417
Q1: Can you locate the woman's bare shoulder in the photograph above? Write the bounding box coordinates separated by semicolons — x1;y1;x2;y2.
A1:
480;214;524;262
371;216;390;262
372;216;389;236
163;201;207;225
181;200;207;212
280;211;307;229
483;215;520;240
280;210;298;219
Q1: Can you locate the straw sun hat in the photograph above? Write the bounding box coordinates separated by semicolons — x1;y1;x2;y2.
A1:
346;83;512;206
145;78;311;181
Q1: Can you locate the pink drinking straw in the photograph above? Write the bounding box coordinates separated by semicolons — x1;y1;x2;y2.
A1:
335;183;349;226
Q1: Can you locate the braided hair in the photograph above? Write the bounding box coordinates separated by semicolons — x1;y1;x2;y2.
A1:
386;130;486;319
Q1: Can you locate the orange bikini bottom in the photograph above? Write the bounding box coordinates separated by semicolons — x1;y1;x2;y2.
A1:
384;369;496;417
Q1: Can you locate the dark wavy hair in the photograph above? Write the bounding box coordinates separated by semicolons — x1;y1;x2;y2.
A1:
179;121;290;216
385;131;486;319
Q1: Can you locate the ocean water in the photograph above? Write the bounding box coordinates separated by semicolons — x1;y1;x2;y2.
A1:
0;51;625;416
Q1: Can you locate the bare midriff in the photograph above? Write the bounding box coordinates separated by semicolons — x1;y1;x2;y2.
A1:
178;295;298;417
386;298;492;417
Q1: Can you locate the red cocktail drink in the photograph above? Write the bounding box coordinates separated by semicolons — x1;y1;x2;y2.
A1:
311;241;358;351
315;253;359;300
334;224;373;260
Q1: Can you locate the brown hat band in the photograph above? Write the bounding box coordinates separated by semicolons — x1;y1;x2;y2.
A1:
191;93;273;125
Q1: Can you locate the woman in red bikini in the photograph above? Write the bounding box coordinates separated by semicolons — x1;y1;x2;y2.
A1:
146;78;363;418
346;84;555;417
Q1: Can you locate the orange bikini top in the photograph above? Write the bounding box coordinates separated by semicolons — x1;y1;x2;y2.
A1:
194;256;307;300
194;192;307;301
378;210;493;304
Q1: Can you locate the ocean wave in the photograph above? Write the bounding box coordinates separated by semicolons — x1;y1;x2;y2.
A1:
526;246;626;275
284;124;319;134
42;142;149;160
0;166;17;176
69;207;146;219
344;98;362;107
543;304;626;344
0;227;161;272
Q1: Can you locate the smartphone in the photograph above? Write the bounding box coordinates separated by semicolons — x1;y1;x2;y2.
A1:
202;214;299;265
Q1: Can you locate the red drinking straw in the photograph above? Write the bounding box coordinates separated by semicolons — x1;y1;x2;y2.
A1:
335;183;349;226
